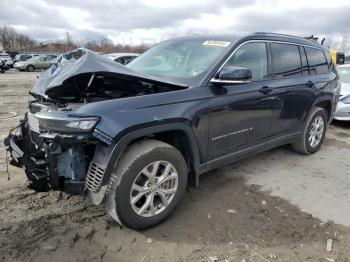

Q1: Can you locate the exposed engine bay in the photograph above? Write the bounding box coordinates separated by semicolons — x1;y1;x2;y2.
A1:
44;72;185;104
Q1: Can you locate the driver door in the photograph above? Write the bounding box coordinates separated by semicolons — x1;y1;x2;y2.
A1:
208;41;278;161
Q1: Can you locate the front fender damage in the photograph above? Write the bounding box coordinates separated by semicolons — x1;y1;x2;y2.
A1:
85;143;115;205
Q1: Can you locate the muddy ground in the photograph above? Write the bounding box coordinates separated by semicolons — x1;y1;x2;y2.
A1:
0;70;349;262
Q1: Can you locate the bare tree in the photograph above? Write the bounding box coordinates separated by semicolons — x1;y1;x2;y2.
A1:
338;34;350;53
0;25;14;50
0;24;151;54
323;34;336;50
83;37;151;54
0;25;36;51
64;31;75;52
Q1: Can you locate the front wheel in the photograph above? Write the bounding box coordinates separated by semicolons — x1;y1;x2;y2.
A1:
291;107;327;155
105;139;188;229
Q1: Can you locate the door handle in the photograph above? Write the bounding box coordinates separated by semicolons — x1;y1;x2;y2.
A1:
306;81;316;88
259;86;273;94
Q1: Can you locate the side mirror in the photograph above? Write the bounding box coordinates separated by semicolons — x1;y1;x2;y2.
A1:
211;66;252;85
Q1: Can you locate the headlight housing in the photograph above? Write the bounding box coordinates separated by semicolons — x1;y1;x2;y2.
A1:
340;95;350;104
35;112;99;133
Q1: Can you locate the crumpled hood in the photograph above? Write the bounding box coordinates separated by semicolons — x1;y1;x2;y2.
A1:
32;48;186;99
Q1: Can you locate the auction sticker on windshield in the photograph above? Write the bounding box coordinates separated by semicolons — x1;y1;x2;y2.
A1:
203;40;231;47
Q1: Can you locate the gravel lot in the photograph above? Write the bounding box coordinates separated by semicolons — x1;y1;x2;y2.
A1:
0;70;349;262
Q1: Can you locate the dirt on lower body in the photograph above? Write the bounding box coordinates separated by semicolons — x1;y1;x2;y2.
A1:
0;171;349;262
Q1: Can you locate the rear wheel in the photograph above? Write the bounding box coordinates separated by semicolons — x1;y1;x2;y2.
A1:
105;139;188;229
291;107;327;155
26;65;34;72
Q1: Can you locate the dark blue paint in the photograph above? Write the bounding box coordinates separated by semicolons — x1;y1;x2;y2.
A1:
70;33;337;170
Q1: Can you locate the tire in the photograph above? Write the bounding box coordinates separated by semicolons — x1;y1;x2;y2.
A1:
291;107;327;155
105;139;188;229
26;65;34;72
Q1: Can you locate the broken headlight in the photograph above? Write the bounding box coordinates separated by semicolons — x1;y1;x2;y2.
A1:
35;112;99;133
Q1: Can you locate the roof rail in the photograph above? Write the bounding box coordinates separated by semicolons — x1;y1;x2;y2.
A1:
253;32;305;40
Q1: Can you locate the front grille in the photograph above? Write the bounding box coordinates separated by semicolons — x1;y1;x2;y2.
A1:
85;162;105;192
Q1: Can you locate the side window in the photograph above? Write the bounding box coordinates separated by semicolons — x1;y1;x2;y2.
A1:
23;55;31;60
305;47;329;75
299;46;309;76
224;42;268;81
270;43;301;78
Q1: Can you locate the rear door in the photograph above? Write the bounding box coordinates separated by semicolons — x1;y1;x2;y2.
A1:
208;41;278;161
266;42;314;137
304;46;334;111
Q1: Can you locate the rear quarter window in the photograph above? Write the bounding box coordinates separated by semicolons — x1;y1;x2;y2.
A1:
324;51;335;71
271;43;302;78
305;47;329;75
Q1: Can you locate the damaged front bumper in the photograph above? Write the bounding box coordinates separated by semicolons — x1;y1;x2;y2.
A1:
4;108;115;196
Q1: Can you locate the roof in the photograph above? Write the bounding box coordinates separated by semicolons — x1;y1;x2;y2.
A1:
169;32;326;50
249;32;326;49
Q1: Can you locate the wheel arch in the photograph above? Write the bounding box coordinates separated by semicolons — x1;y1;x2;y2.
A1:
314;100;332;122
311;97;333;123
26;64;35;71
101;123;201;192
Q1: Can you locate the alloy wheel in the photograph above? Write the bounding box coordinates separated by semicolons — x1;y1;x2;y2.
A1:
308;116;324;148
130;160;178;217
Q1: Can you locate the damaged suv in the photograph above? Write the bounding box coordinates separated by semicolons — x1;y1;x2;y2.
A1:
5;33;339;229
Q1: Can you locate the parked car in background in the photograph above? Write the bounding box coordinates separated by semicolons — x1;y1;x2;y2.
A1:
15;54;39;62
330;50;345;65
14;55;57;71
334;64;350;121
105;53;139;65
0;60;10;73
5;59;15;68
0;53;12;62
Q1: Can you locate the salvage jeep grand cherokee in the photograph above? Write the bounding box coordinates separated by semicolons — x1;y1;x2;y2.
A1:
5;33;339;229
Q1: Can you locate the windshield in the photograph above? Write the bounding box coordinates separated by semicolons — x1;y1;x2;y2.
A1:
338;67;350;83
127;38;233;85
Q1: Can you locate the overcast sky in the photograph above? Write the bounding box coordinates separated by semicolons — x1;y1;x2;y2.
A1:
1;0;350;44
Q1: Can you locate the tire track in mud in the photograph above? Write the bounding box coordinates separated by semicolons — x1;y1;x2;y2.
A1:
0;189;107;261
